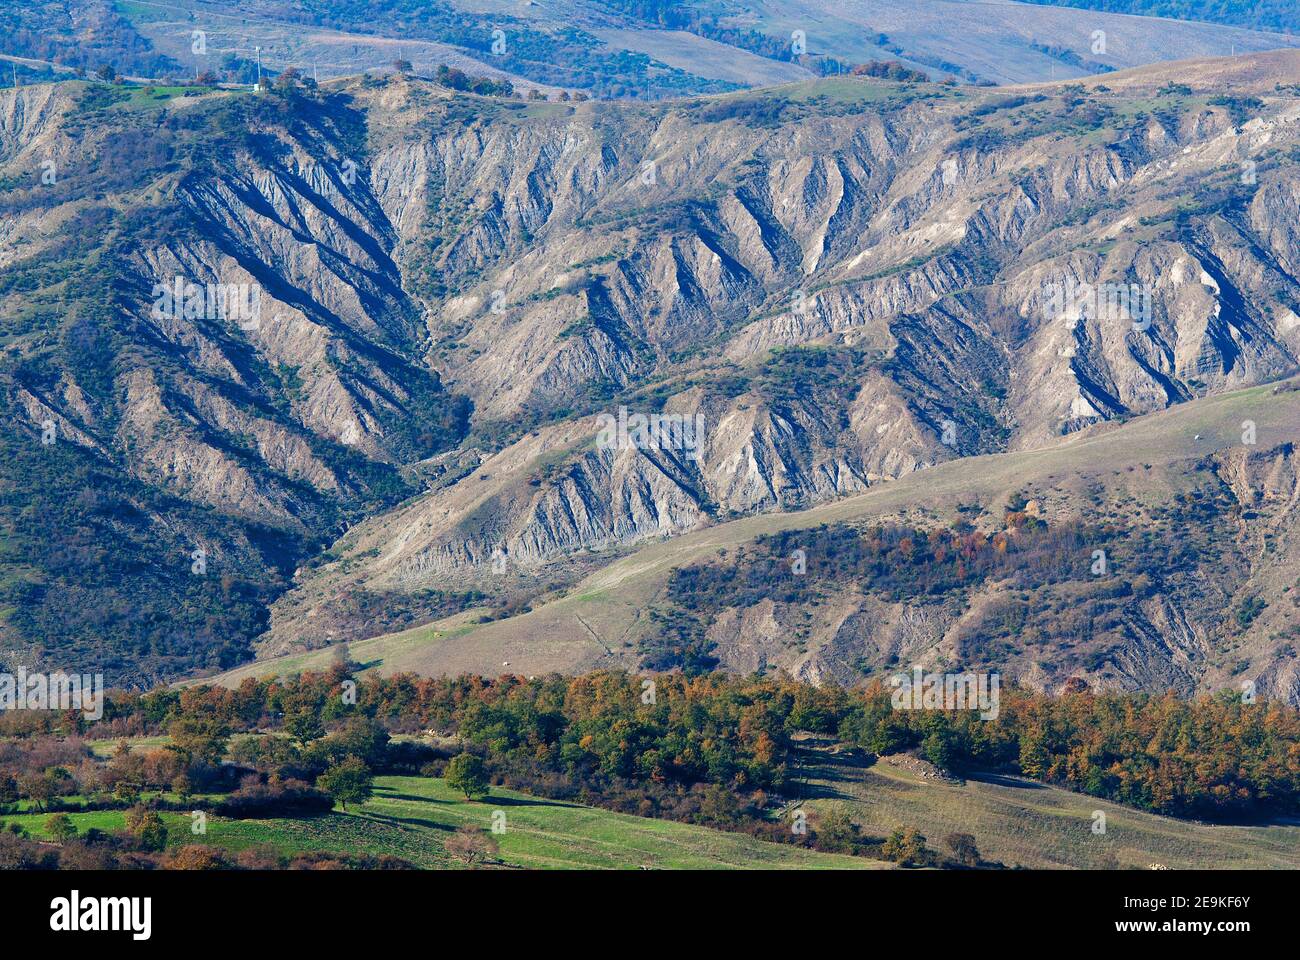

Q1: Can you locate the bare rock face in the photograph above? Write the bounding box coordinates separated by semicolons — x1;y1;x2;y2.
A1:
0;80;478;680
3;55;1300;684
261;60;1300;654
366;72;1300;456
658;429;1300;701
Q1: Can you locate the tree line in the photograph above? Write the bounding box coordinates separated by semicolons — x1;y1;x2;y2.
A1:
5;665;1296;826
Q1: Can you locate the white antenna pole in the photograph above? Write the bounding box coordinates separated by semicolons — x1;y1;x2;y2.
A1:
256;46;262;89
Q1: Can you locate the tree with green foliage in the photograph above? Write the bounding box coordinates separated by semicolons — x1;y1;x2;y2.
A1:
169;715;230;766
317;757;373;812
44;814;77;845
284;708;325;746
813;803;859;853
306;716;390;769
124;806;168;852
445;752;489;800
921;720;957;771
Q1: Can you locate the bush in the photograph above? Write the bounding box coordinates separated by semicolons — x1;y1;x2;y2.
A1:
165;844;233;870
214;777;334;819
882;826;929;866
944;832;980;867
123;806;168;852
316;757;373;812
443;825;499;865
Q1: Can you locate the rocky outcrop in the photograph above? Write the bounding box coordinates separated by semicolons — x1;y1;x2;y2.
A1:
4;56;1300;682
261;60;1300;649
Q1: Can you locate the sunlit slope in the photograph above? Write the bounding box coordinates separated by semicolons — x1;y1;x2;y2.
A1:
203;375;1300;687
792;738;1300;869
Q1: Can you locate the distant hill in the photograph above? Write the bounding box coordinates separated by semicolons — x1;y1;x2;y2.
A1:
0;0;181;80
1021;0;1297;36
730;0;1300;85
792;737;1300;869
3;0;1296;91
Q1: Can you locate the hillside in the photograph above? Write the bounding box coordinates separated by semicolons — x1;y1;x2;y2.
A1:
6;0;1296;93
0;81;469;681
255;54;1300;689
1016;0;1297;36
735;0;1299;84
10;753;1296;869
790;737;1300;869
122;0;1300;89
2;52;1299;688
209;377;1300;707
5;773;877;869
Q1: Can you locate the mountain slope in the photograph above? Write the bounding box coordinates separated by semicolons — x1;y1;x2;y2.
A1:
1016;0;1297;36
262;52;1300;654
209;376;1300;707
106;0;1300;90
3;52;1299;688
0;82;468;680
747;0;1298;82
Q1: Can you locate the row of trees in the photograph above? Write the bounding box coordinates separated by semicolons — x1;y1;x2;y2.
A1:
4;665;1296;870
9;664;1294;824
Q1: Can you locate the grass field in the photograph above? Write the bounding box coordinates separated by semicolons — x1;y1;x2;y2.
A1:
4;776;879;870
86;735;173;757
13;758;1295;869
791;739;1300;870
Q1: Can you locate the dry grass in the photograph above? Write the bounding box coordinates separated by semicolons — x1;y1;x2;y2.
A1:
793;739;1300;869
202;377;1300;686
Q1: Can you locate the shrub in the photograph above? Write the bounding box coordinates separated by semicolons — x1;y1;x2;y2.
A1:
214;777;334;819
